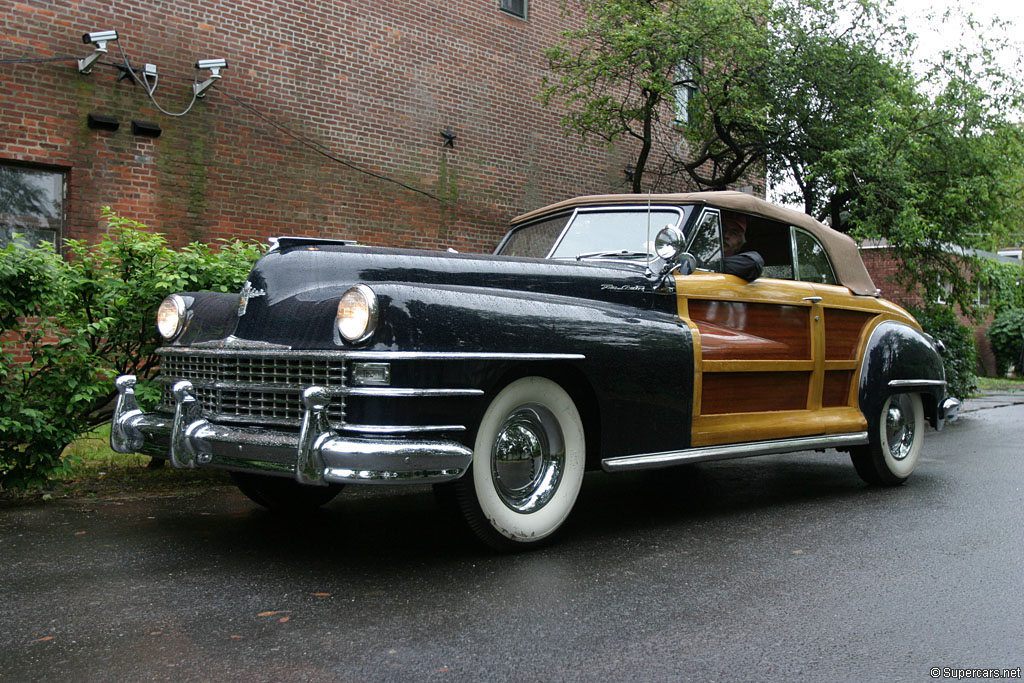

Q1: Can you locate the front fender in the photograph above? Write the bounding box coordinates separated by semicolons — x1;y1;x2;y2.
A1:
858;321;947;430
375;283;694;459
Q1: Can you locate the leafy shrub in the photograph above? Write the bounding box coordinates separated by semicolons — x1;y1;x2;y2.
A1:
987;307;1024;377
0;209;264;488
910;306;978;399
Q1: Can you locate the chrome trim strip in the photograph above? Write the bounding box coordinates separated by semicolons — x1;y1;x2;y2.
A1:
159;347;340;358
160;347;585;362
341;423;466;434
601;432;870;472
340;351;587;361
888;379;947;389
345;387;484;397
157;378;346;393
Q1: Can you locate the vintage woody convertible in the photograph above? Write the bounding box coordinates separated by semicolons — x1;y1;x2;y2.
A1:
111;192;960;550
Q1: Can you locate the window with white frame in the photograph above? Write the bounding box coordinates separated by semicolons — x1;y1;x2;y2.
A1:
674;62;697;125
0;163;65;249
500;0;527;19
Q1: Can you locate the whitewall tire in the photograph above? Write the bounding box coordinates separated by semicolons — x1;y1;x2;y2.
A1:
851;392;924;486
454;376;586;551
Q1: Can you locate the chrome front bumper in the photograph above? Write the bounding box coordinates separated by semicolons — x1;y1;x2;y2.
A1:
110;375;473;485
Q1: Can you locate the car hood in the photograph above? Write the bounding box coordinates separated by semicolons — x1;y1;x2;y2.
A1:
214;243;667;349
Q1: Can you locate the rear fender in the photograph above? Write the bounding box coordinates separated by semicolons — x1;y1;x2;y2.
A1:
858;321;946;430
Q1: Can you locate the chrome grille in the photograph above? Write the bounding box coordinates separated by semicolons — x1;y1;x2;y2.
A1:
157;350;346;427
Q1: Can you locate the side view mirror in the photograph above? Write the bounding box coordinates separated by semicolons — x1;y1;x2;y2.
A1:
677;252;697;276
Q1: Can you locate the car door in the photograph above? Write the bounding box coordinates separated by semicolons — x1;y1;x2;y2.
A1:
676;209;868;448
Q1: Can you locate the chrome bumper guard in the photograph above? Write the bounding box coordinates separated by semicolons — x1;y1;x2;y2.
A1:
110;375;473;485
940;396;961;426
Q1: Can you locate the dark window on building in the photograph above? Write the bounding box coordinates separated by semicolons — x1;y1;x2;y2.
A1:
500;0;527;19
0;163;65;249
674;62;697;125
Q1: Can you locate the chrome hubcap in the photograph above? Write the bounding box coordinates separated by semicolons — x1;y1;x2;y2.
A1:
491;404;564;513
885;395;916;461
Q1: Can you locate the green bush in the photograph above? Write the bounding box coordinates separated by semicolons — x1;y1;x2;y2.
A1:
910;306;978;399
987;308;1024;377
0;209;264;488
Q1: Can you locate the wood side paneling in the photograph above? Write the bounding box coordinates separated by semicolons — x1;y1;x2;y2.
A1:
690;300;810;360
701;371;809;414
822;370;854;407
824;309;875;360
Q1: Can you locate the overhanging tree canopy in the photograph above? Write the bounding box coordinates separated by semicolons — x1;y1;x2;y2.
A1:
541;0;1024;317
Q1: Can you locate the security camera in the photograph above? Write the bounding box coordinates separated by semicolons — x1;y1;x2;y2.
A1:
193;58;228;98
82;30;118;46
195;59;228;71
79;29;118;74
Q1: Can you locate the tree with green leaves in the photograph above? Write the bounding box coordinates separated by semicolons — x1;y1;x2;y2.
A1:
542;0;1024;318
541;0;775;193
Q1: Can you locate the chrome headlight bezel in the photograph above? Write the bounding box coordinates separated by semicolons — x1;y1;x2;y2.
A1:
336;284;379;344
156;294;187;341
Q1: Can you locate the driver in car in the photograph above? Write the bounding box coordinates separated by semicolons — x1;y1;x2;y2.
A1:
722;212;764;281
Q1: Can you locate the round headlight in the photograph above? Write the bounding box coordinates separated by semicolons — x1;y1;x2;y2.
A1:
156;294;186;340
336;284;378;343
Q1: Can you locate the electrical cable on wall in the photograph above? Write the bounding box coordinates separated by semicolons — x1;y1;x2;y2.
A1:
3;39;507;225
216;88;506;224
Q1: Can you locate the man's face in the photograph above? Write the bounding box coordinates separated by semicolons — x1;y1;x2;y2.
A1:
722;221;745;257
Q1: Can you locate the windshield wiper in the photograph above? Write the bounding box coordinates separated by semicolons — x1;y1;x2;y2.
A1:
572;250;650;261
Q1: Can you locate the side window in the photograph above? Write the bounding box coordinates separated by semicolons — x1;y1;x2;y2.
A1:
686;210;723;272
0;163;65;249
793;228;837;285
498;213;570;258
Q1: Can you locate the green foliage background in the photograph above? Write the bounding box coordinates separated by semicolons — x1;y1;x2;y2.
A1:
910;306;978;400
987;308;1024;378
543;0;1024;320
0;209;264;488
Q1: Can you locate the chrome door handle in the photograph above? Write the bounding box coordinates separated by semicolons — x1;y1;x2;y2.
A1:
802;296;823;303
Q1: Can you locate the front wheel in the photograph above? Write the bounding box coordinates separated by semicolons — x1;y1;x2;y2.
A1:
231;472;343;513
452;377;586;552
851;392;924;486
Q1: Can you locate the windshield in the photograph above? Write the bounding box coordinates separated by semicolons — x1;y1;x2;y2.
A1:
497;207;690;261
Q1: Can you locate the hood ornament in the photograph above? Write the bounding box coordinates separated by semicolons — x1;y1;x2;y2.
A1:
237;280;267;316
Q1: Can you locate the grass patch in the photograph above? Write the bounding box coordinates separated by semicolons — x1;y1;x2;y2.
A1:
0;423;230;506
976;376;1024;393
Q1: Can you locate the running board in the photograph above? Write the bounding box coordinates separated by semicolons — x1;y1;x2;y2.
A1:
601;432;870;472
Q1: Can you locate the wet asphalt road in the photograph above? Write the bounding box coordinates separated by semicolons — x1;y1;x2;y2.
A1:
2;401;1023;682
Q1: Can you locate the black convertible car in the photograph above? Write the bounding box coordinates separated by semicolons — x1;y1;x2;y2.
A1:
111;192;959;550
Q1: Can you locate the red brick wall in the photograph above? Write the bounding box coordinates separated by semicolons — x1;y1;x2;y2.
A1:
2;1;760;252
860;247;998;375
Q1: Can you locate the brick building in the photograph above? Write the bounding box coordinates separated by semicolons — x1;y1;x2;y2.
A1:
861;242;1023;375
2;1;758;253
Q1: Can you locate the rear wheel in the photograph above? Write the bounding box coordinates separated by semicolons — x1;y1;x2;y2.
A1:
231;472;343;512
851;392;924;486
452;376;586;552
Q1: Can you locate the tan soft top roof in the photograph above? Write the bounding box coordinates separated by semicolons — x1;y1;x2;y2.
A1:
511;191;877;296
